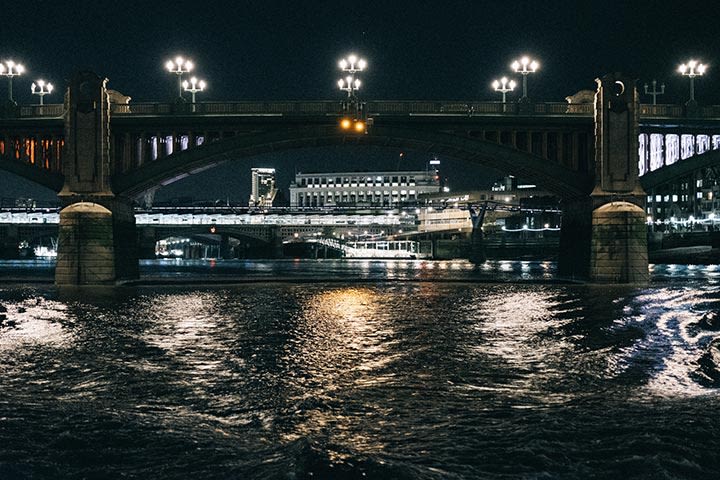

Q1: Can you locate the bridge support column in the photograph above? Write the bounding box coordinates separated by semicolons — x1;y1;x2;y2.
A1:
590;202;648;282
0;226;19;259
467;204;487;264
220;234;233;259
138;227;158;259
55;71;139;285
587;73;648;283
270;227;284;258
55;197;138;285
558;198;592;279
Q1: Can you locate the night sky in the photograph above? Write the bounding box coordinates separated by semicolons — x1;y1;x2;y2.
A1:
1;0;718;203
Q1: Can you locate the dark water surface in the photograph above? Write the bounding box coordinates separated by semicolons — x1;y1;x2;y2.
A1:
1;260;720;479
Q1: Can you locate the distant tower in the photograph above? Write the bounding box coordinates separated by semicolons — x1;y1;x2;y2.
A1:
250;168;277;207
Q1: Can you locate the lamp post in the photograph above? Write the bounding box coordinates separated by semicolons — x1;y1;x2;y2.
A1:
165;56;194;101
492;77;516;104
510;56;538;100
643;80;665;105
0;60;25;104
337;54;366;100
31;80;53;105
182;76;206;104
337;76;361;98
678;59;706;103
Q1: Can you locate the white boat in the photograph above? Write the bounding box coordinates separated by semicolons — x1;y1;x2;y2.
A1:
342;240;431;259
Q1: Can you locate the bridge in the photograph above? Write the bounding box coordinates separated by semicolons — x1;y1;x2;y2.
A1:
1;71;717;284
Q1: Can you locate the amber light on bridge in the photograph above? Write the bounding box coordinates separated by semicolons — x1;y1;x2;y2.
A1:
339;118;366;133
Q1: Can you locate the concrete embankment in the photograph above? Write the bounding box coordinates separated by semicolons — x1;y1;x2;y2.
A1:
649;246;720;265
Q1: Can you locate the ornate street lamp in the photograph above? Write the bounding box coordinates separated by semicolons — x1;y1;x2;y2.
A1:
182;76;206;104
0;60;25;103
510;56;539;100
492;77;516;104
643;80;665;105
31;79;53;105
678;59;706;102
337;76;361;98
165;56;194;100
337;54;366;99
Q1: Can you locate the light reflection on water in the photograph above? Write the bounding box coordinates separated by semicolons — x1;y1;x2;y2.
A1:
0;261;720;477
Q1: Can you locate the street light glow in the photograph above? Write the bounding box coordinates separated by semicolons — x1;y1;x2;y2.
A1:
31;79;54;105
511;55;539;99
0;60;25;103
338;54;366;98
492;76;516;104
678;59;707;102
166;55;195;100
182;76;207;106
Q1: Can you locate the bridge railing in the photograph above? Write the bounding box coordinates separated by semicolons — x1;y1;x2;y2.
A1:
14;104;66;118
110;101;346;116
108;100;597;117
6;101;720;119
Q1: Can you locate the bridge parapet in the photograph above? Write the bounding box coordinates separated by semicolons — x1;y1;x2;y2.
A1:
5;100;720;119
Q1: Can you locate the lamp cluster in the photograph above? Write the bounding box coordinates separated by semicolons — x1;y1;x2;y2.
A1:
0;52;713;108
337;54;366;98
165;55;207;103
491;55;540;103
677;59;707;103
337;54;368;133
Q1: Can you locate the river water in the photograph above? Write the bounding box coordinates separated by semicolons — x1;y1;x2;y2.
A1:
1;260;719;479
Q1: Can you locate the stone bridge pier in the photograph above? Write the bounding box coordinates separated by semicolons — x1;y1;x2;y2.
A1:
561;73;648;283
55;72;138;285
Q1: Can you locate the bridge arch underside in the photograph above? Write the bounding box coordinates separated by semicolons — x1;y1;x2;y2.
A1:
640;147;720;191
113;125;593;200
146;226;275;245
141;227;278;259
0;158;64;192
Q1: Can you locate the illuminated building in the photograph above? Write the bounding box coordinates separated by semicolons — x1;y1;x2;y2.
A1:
250;168;277;207
289;169;440;208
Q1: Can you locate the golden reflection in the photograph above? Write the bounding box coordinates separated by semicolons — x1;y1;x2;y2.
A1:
282;287;398;453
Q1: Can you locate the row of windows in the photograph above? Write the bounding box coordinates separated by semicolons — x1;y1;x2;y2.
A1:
297;174;433;187
294;192;419;207
649;190;716;204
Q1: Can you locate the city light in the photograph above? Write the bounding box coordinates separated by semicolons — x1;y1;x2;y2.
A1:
0;60;25;103
678;59;707;102
511;56;539;99
338;76;361;97
338;117;365;133
182;76;206;104
31;79;53;105
492;76;516;103
337;54;366;98
165;55;194;100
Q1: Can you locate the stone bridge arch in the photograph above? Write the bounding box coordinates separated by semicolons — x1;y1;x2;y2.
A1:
138;224;280;259
112;124;593;200
0;160;64;192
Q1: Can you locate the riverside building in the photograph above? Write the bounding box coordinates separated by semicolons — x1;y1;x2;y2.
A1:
250;168;277;207
289;170;441;209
